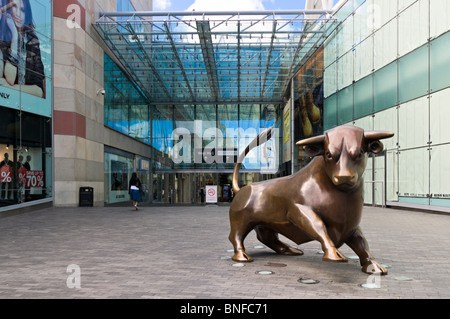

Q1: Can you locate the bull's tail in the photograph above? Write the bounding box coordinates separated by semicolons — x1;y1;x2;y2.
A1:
232;126;275;193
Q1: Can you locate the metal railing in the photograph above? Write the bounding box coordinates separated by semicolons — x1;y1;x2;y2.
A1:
365;180;385;208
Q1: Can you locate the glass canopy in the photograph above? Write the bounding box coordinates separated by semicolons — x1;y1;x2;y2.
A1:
94;10;337;105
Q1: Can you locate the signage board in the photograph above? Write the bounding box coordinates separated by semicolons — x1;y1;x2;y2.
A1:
205;185;218;203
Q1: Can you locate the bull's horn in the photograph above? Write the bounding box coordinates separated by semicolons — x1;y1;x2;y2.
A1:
296;134;326;146
364;131;394;141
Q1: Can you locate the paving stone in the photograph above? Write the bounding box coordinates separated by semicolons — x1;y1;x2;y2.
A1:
0;205;449;299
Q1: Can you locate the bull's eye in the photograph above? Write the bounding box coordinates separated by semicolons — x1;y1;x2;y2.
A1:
325;152;333;160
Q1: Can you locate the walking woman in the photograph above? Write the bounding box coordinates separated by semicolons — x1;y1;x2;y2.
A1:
129;172;142;210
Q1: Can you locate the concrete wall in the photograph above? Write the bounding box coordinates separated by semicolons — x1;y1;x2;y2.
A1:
52;0;152;207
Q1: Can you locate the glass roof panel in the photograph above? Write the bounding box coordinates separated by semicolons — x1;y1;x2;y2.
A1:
94;10;337;104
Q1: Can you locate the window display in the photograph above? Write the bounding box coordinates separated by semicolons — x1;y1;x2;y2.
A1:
0;108;51;208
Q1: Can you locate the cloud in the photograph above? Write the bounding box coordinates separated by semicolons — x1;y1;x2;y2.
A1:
154;0;172;11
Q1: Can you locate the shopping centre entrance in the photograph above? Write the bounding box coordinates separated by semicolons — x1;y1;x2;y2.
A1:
96;9;337;205
152;171;276;204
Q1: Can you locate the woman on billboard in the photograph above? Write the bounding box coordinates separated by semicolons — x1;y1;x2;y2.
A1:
0;0;45;98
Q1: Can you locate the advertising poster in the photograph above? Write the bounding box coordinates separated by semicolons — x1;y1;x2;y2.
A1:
295;47;324;141
283;101;291;163
0;0;52;117
111;160;128;191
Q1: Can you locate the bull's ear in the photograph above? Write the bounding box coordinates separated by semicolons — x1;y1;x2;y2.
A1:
368;140;384;154
296;135;326;157
364;131;394;154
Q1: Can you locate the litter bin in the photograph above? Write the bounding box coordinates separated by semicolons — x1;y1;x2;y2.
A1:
79;186;94;207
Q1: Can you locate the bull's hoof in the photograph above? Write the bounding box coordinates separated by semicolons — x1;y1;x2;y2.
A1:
362;260;388;275
277;246;304;256
232;250;254;262
322;248;348;263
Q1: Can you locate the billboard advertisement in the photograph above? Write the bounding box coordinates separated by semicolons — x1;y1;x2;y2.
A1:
294;47;324;141
0;0;52;117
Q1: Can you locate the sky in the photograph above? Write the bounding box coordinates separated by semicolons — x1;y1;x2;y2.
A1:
152;0;340;12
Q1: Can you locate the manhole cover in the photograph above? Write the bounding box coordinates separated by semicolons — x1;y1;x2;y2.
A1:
298;278;320;284
256;270;274;275
360;283;380;289
394;276;413;281
231;263;245;267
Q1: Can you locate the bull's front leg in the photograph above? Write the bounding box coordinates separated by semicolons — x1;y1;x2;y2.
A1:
346;227;388;275
287;204;347;263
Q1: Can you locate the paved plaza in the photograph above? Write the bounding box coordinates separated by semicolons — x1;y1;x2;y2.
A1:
0;204;449;300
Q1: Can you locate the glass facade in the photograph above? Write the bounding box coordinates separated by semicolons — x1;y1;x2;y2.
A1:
104;54;150;144
104;53;284;205
323;0;450;210
150;103;283;204
95;11;337;105
99;1;450;211
153;104;281;170
0;0;52;210
99;10;337;205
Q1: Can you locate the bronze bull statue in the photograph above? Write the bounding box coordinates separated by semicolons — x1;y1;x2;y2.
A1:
229;125;394;275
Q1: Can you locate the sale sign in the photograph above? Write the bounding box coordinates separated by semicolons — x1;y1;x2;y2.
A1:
26;170;44;188
18;167;27;185
0;165;12;183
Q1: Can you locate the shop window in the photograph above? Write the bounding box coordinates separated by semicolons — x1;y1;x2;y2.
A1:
104;149;134;204
0;108;51;208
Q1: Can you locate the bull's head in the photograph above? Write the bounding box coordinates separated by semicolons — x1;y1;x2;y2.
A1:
296;126;394;189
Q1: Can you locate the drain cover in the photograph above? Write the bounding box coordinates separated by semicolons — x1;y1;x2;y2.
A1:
360;283;380;289
394;276;413;281
298;278;320;284
256;270;274;275
231;263;245;267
